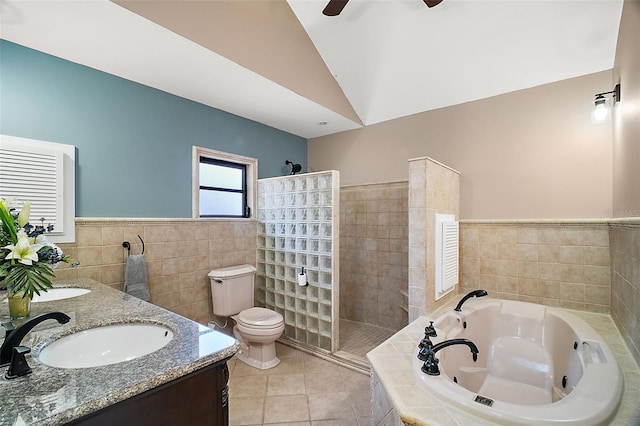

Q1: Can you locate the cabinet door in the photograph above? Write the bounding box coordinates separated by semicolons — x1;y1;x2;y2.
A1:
69;360;230;426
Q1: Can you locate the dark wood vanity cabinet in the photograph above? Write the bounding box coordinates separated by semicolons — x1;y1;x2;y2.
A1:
68;359;231;426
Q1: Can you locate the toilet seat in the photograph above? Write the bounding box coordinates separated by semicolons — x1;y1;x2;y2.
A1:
237;307;283;329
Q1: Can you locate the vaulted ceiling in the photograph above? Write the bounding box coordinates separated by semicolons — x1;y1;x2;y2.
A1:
0;0;624;139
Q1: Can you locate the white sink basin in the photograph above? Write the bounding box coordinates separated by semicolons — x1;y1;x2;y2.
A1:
32;288;91;302
38;323;174;368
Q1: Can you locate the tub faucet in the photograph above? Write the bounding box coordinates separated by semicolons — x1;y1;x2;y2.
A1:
1;312;71;367
421;338;479;376
417;321;438;361
454;289;488;312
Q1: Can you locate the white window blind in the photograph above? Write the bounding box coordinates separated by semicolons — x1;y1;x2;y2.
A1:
0;145;63;232
0;135;75;242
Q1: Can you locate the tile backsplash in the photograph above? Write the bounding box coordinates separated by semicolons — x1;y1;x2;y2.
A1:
53;219;256;324
610;221;640;366
460;221;611;313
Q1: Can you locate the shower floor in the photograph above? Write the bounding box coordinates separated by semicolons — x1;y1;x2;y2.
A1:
335;319;398;368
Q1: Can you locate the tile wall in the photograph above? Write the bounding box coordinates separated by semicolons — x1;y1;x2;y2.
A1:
340;181;408;331
459;221;611;313
610;220;640;366
53;219;257;324
408;157;461;321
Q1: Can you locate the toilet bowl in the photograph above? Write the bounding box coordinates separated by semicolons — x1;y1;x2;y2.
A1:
208;265;284;369
232;307;285;369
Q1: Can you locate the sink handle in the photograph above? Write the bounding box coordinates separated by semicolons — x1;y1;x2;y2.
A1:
2;322;14;340
5;346;32;379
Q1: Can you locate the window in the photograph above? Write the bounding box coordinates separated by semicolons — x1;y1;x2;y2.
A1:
192;146;257;219
0;135;76;243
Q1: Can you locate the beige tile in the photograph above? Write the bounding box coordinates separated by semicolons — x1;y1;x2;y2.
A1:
232;359;269;377
518;278;539;296
584;265;611;286
561;264;585;283
560;283;585;303
264;395;310;424
538;281;561;299
538;262;561;281
538;228;561;245
517;261;538;279
101;264;124;285
305;373;346;394
312;420;358;426
230;396;264;426
478;227;499;243
539;244;561;263
584;246;611;266
308;392;356;421
517;227;538;244
77;246;103;267
585;285;611;305
560;246;584;265
268;373;306;396
76;226;103;247
516;244;538;262
102;226;124;245
303;354;341;375
230;374;268;398
102;245;125;265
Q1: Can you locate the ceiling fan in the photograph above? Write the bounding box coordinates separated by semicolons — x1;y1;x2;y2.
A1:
322;0;444;16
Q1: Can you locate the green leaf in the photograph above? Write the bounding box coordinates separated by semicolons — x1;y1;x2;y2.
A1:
4;262;54;299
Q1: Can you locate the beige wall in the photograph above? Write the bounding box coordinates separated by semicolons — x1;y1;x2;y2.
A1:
612;0;640;217
610;0;640;368
340;181;408;331
309;71;613;220
54;219;257;324
408;158;460;319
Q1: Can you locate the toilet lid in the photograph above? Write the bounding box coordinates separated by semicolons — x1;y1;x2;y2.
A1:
237;307;283;327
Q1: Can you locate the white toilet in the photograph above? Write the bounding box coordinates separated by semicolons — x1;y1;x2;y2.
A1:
208;264;284;369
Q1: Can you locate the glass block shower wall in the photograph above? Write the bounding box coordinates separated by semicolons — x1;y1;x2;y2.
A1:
256;171;340;352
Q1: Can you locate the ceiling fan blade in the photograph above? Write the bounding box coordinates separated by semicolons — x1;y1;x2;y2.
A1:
423;0;444;7
322;0;349;16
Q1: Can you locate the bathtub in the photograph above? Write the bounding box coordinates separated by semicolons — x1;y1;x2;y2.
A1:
413;298;623;425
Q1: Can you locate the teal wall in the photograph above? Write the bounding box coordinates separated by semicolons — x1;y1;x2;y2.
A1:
0;40;307;217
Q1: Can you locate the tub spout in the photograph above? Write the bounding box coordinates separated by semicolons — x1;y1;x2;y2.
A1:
454;289;488;312
421;338;479;376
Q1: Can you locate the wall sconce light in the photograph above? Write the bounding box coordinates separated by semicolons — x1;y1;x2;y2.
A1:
593;83;621;122
285;160;302;175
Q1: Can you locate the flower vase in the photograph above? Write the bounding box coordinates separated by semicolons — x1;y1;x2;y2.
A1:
7;285;31;320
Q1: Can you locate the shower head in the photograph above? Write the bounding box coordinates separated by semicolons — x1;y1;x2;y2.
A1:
285;160;302;175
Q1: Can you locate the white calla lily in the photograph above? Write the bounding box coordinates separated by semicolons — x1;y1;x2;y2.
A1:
3;230;45;265
17;201;31;227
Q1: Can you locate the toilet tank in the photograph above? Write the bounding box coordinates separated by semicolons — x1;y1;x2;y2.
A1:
208;264;256;317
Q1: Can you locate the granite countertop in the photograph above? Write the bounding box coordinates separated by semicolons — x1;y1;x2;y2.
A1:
0;279;239;426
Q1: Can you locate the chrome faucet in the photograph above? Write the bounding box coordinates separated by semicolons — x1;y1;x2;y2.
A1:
454;289;488;312
420;338;479;376
1;312;70;367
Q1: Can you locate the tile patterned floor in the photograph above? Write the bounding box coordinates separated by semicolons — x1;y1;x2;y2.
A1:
228;343;372;426
338;320;398;360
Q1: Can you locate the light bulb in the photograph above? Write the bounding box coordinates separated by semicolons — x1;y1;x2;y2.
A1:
592;102;608;122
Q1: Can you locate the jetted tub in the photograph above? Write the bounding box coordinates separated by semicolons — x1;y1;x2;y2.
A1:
413;298;623;425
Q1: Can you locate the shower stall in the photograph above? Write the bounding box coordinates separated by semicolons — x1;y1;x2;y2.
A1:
256;171;410;367
256;171;340;353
